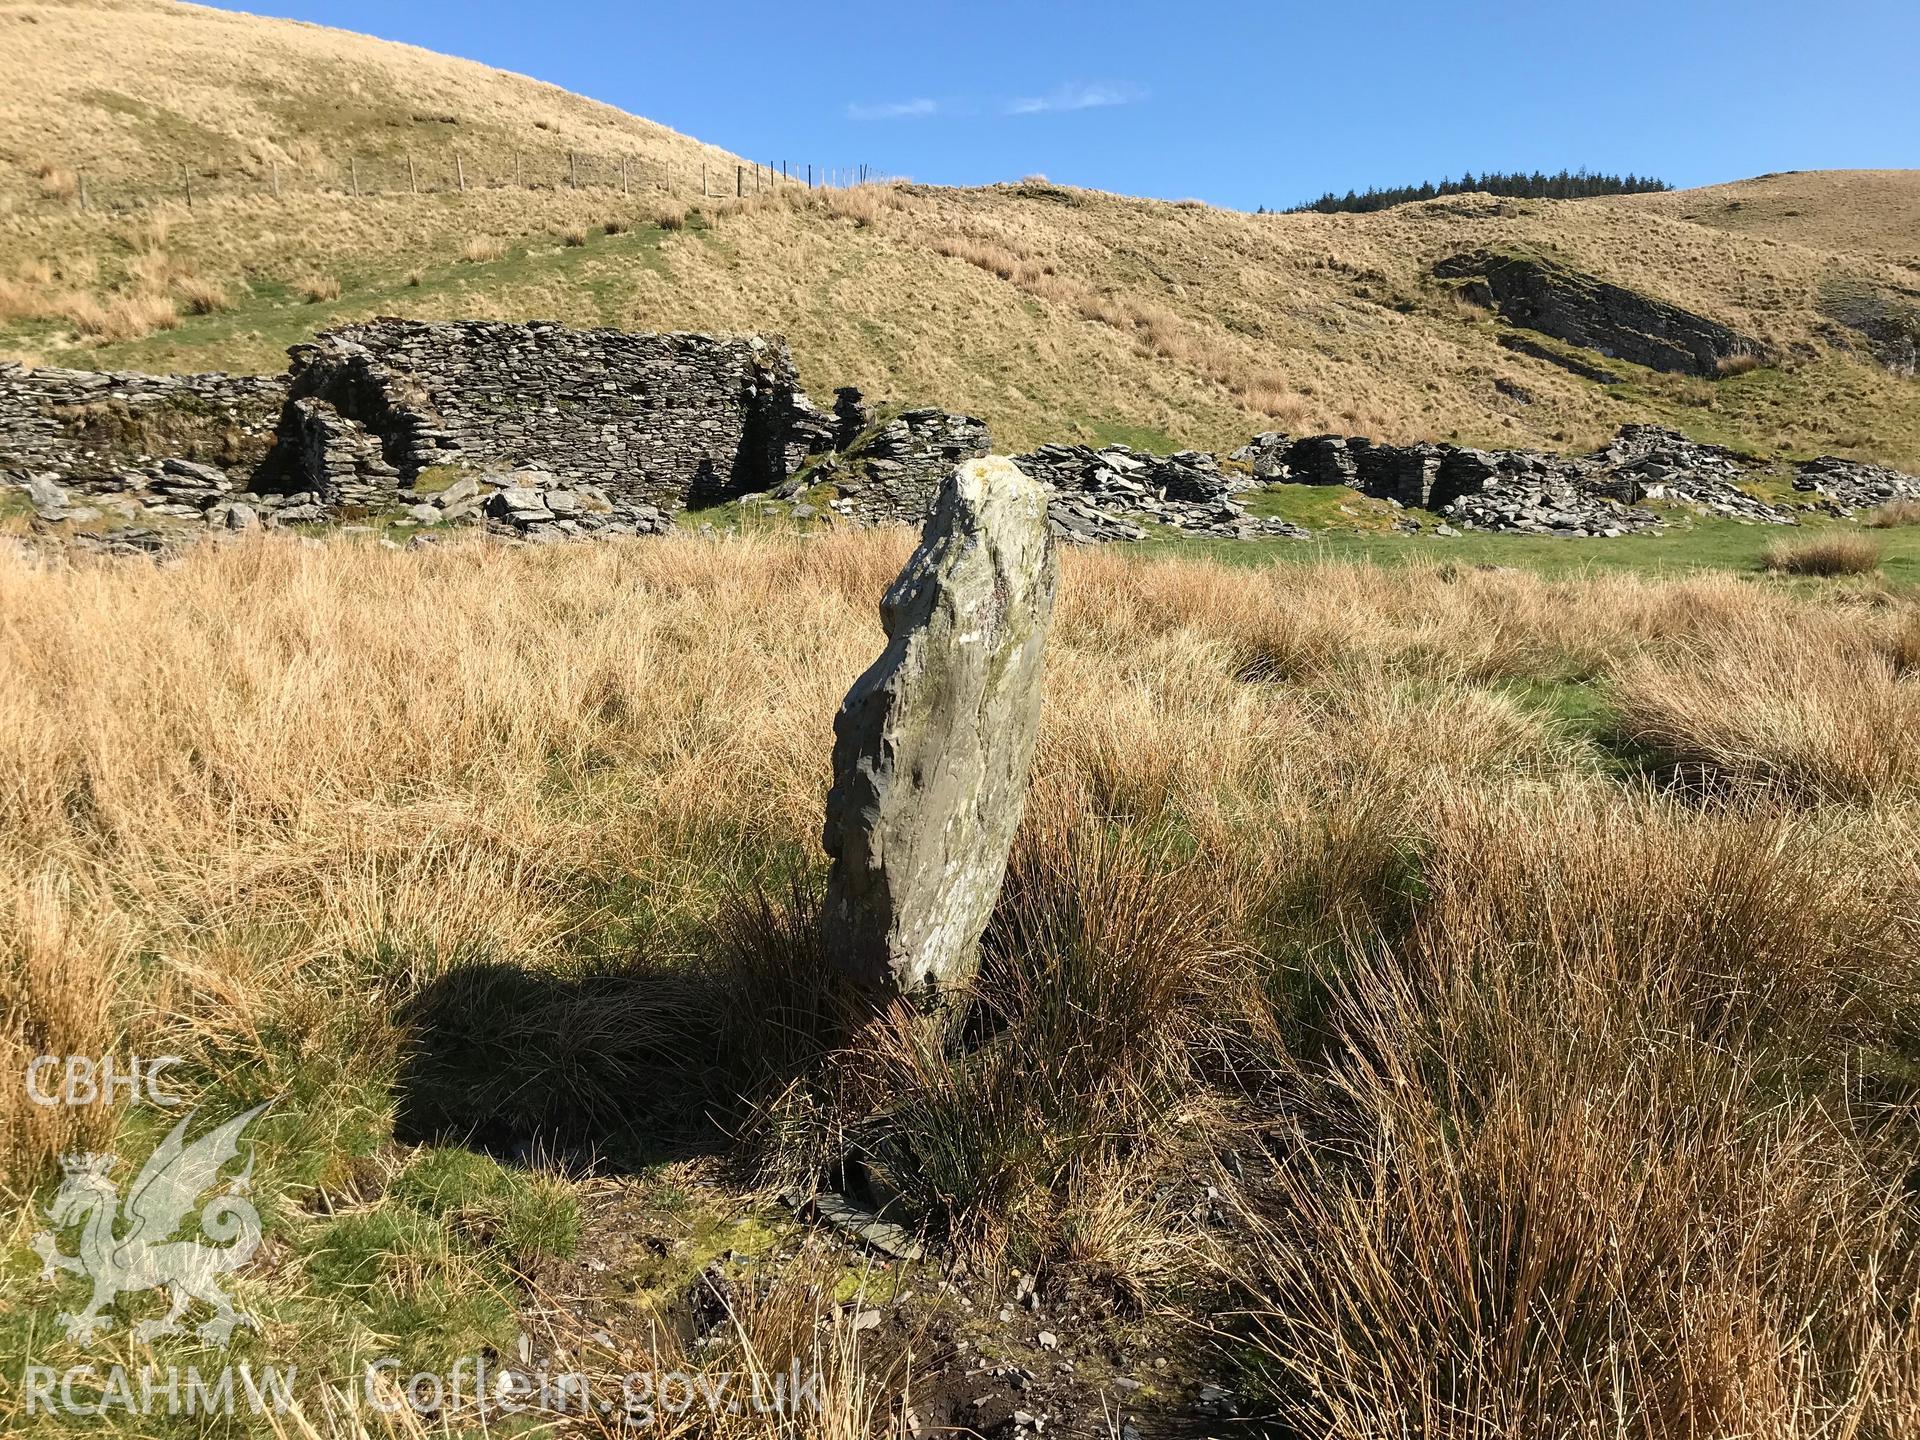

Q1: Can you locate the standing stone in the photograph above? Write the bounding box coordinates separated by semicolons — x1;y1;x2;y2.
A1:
823;457;1059;1006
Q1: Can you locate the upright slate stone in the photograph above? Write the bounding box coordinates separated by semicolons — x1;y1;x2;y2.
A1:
822;457;1059;1006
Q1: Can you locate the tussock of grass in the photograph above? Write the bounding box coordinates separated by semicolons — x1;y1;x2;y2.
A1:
174;273;231;313
1761;531;1883;574
1229;794;1920;1437
1613;608;1920;800
297;272;342;303
459;234;506;263
59;289;179;340
1864;498;1920;527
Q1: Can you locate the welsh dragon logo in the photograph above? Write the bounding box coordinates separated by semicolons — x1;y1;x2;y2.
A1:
30;1102;273;1347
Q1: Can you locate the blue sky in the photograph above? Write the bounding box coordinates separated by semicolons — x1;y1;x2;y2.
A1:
209;0;1917;210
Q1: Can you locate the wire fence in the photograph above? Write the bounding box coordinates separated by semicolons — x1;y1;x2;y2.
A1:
6;149;894;218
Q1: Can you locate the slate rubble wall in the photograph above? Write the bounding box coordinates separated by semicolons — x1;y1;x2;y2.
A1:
0;361;285;485
273;319;817;508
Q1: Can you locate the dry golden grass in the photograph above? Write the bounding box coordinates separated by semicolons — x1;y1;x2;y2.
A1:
57;288;179;340
459;234;507;263
0;0;742;204
1760;531;1883;575
1611;169;1920;267
1614;606;1920;801
1231;794;1920;1438
173;273;231;314
298;272;342;303
1864;498;1920;527
0;530;1915;1434
558;224;590;247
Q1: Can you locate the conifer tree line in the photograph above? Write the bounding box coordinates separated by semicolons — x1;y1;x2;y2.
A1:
1269;169;1671;215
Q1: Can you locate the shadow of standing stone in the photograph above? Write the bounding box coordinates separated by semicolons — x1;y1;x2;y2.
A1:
822;456;1059;1008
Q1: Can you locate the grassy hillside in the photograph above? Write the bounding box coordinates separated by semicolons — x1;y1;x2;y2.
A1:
0;0;739;202
1609;169;1920;268
1;4;1916;471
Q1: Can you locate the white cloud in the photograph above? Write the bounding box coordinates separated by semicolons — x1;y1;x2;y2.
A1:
1004;82;1146;116
845;97;939;121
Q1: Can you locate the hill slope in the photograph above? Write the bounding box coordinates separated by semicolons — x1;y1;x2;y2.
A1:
2;2;1917;470
1607;170;1920;269
0;0;738;201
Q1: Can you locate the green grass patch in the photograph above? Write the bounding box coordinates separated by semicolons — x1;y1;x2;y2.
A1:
1147;514;1920;584
1081;418;1183;454
1241;482;1402;531
31;216;681;376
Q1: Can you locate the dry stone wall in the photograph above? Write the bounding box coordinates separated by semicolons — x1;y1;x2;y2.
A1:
0;361;284;487
270;319;821;509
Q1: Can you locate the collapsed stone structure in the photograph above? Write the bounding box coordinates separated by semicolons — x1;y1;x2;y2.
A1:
804;407;994;525
7;319;1920;554
1014;443;1305;541
823;457;1058;1007
1794;454;1920;512
266;319;819;510
0;360;284;499
1229;424;1824;536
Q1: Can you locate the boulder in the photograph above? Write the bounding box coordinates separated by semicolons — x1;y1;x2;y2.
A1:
822;457;1059;1006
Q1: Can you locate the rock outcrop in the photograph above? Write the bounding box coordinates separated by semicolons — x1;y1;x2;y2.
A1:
822;457;1058;1006
1435;250;1767;377
1817;278;1920;378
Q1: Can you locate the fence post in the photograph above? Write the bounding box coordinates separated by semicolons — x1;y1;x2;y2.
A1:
407;152;417;194
569;152;578;189
736;164;743;198
516;153;523;190
456;152;465;192
808;163;813;189
622;156;629;195
701;162;707;197
184;167;192;208
77;170;88;211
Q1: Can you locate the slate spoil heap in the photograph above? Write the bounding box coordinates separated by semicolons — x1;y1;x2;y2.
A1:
1014;444;1309;542
1234;424;1806;536
1793;455;1920;513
